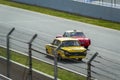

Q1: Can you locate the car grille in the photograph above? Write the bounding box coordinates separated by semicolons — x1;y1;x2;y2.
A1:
65;52;86;56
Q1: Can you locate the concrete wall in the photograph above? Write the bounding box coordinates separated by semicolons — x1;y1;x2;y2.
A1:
0;57;54;80
12;0;120;22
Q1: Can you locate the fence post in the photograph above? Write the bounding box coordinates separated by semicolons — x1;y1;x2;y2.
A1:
87;52;98;80
28;34;37;80
54;43;62;80
6;28;15;78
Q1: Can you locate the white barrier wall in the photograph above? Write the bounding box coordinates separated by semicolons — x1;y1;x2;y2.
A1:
12;0;120;22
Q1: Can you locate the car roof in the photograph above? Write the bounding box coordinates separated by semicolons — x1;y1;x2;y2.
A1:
55;37;78;41
65;30;83;33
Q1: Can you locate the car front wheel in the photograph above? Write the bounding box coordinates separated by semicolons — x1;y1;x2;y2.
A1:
77;58;82;61
46;49;49;54
57;54;62;61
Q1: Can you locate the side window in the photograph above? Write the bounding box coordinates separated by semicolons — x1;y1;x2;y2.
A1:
63;32;66;37
70;32;75;37
52;40;60;46
52;40;56;45
63;32;69;37
56;40;61;46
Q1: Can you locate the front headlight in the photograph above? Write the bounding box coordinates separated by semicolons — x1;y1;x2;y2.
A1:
64;51;70;56
64;51;69;55
84;51;87;55
60;49;70;56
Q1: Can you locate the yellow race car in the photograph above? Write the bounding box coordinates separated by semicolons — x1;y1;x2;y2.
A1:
45;37;87;61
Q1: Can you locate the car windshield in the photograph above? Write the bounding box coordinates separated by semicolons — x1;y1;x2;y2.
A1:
70;32;85;37
61;40;80;47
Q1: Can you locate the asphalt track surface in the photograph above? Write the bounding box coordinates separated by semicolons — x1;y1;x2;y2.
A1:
0;4;120;80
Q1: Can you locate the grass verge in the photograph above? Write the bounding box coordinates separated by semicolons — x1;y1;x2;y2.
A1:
0;47;86;80
0;0;120;30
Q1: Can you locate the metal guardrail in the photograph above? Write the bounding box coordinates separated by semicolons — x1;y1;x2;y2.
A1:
0;56;54;80
74;0;120;8
0;74;12;80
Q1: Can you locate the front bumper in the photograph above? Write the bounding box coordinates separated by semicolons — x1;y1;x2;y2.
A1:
62;52;87;59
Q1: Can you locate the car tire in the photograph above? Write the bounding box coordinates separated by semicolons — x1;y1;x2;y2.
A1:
85;46;88;49
78;58;82;61
46;49;49;54
46;49;50;57
57;54;62;61
46;49;47;53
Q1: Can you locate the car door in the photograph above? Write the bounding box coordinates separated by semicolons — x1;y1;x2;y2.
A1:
48;39;60;55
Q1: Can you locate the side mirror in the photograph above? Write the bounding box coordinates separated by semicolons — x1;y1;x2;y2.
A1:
51;42;53;45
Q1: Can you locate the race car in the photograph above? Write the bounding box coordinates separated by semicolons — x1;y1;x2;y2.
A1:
56;30;91;49
45;37;87;61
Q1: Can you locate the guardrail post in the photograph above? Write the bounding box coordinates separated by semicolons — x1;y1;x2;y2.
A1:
6;28;15;78
114;0;116;6
111;0;114;7
101;0;103;5
28;34;37;80
87;52;98;80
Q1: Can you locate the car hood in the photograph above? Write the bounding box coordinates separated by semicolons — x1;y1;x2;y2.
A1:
61;46;86;52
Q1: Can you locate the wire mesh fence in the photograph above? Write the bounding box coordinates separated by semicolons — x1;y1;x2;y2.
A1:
0;26;120;80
